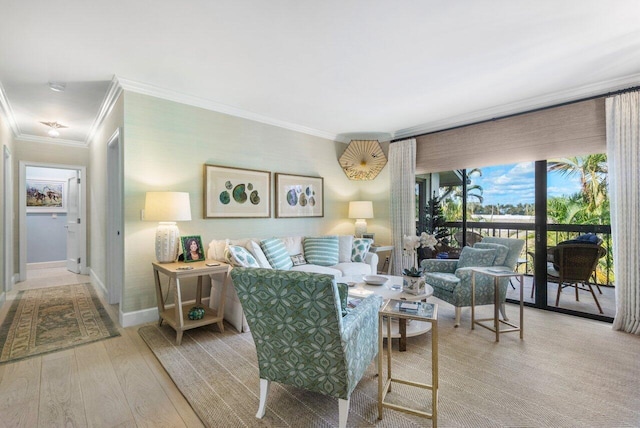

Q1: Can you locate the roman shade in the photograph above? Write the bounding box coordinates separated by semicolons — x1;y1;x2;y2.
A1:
416;98;606;174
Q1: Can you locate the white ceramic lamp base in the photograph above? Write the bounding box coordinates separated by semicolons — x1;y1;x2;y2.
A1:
354;219;367;238
155;222;180;263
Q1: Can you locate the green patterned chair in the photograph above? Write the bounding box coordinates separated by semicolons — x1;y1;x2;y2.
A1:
230;267;381;428
421;237;524;327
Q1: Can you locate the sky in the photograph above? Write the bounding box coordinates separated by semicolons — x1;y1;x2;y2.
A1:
469;162;582;206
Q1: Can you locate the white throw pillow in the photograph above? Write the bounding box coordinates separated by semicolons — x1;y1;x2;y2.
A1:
338;235;354;263
247;240;272;269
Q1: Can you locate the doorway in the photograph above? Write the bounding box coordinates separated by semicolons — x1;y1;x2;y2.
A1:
18;162;87;283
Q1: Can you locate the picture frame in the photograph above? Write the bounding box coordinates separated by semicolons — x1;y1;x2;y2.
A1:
362;233;375;243
26;179;67;213
181;235;205;262
275;173;324;218
204;164;271;218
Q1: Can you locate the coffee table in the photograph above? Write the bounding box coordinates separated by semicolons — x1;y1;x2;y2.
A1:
343;275;433;351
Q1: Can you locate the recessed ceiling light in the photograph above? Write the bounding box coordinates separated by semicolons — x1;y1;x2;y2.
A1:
40;121;68;138
48;81;66;92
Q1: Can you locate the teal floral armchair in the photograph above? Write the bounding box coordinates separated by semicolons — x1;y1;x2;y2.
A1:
421;237;524;327
230;267;381;428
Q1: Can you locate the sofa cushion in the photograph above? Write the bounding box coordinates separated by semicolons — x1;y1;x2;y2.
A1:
304;236;339;266
225;245;260;268
290;264;341;278
338;235;354;263
425;272;460;293
474;242;509;266
260;238;293;270
281;236;304;256
332;262;371;277
246;240;272;269
351;238;373;262
457;246;496;269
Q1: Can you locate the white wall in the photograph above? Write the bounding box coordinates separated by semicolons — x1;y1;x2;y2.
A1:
119;92;391;315
1;112;15;304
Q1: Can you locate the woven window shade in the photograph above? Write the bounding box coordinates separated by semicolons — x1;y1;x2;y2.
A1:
415;98;606;174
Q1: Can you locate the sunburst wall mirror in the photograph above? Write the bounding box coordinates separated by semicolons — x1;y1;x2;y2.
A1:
339;139;388;180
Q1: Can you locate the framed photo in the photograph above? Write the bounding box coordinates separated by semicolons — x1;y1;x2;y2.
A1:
26;179;66;213
181;235;205;262
275;173;324;218
204;164;271;218
362;233;375;243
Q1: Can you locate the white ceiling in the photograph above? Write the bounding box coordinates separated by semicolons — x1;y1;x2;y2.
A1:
1;1;640;146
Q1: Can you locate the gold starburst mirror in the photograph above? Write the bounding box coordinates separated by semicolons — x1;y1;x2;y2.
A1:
339;139;387;180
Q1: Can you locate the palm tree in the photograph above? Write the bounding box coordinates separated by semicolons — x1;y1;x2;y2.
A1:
548;154;608;214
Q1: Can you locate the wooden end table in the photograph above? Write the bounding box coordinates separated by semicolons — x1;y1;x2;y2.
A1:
152;260;230;345
378;299;438;426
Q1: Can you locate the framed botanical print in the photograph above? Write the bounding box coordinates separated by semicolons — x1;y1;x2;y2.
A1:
275;173;324;218
204;164;271;218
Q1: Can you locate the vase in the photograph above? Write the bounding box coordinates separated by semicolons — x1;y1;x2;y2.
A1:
402;274;426;295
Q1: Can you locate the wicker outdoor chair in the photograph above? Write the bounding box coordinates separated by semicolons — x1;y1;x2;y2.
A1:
549;243;606;314
454;231;483;247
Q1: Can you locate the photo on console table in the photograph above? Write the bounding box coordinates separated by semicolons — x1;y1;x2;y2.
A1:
181;235;204;262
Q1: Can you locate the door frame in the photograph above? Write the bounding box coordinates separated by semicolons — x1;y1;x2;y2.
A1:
19;161;87;281
3;145;13;297
106;128;123;305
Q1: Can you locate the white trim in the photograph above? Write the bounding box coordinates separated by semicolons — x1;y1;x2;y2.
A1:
14;134;89;147
86;76;123;146
119;297;211;328
27;261;66;270
90;267;108;297
394;72;640;139
0;82;20;135
117;77;339;141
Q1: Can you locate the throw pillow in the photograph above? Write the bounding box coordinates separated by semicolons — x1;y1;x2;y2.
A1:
351;238;373;262
247;240;272;269
260;238;294;270
291;253;307;266
338;235;354;263
303;236;339;267
474;242;509;266
457;246;497;269
224;245;260;268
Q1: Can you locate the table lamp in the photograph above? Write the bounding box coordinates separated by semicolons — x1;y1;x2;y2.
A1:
349;200;373;237
145;191;192;263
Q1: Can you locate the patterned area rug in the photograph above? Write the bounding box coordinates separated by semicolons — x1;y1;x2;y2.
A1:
0;283;120;364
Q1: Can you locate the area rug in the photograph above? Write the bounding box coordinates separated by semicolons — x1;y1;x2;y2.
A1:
0;283;120;364
139;303;640;427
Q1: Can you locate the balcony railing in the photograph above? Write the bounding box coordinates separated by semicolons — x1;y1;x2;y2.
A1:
442;221;614;286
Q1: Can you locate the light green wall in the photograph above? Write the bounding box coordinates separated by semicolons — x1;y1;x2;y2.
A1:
89;94;124;284
121;92;391;314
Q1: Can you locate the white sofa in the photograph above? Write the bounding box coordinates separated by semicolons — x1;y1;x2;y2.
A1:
207;235;379;332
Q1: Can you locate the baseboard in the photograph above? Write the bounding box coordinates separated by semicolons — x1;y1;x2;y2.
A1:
120;297;211;328
27;260;66;270
89;268;109;297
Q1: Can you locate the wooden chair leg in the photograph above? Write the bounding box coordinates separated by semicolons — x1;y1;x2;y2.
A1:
586;283;604;314
555;282;562;307
530;278;535;298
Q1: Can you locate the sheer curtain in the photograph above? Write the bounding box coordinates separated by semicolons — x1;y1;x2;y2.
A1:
389;138;416;275
606;91;640;335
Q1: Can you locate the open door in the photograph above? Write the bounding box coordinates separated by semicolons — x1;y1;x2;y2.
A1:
66;174;81;273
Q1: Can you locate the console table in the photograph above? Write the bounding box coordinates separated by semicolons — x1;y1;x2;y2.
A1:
369;245;394;274
152;261;230;345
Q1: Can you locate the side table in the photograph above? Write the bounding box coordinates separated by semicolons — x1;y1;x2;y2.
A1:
369;245;394;274
152;260;230;345
471;267;524;342
378;299;438;426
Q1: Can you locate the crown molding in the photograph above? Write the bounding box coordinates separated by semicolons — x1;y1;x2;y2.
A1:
15;134;90;148
393;72;640;140
86;76;123;146
117;77;338;142
0;81;20;136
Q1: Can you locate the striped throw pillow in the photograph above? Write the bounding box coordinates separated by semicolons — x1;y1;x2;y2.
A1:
303;236;339;266
259;238;293;270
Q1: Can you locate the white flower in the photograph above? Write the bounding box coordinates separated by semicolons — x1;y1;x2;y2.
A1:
419;232;438;250
403;235;421;252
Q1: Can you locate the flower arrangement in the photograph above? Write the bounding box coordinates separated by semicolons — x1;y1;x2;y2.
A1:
402;232;437;277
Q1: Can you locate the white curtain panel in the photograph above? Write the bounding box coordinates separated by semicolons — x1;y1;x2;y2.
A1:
389;138;416;275
606;91;640;335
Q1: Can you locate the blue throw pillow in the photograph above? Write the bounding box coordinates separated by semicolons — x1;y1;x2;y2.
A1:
303;236;339;266
260;238;293;270
457;246;497;269
351;238;373;262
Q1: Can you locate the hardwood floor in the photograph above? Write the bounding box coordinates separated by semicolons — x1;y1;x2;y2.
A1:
0;267;203;428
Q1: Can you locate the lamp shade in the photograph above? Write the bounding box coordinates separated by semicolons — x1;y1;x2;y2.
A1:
144;192;192;221
348;201;374;219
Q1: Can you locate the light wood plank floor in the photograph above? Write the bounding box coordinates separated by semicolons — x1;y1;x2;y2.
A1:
0;267;203;428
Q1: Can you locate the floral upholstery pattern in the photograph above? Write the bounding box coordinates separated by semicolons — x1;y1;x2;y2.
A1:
422;237;524;309
230;267;381;401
